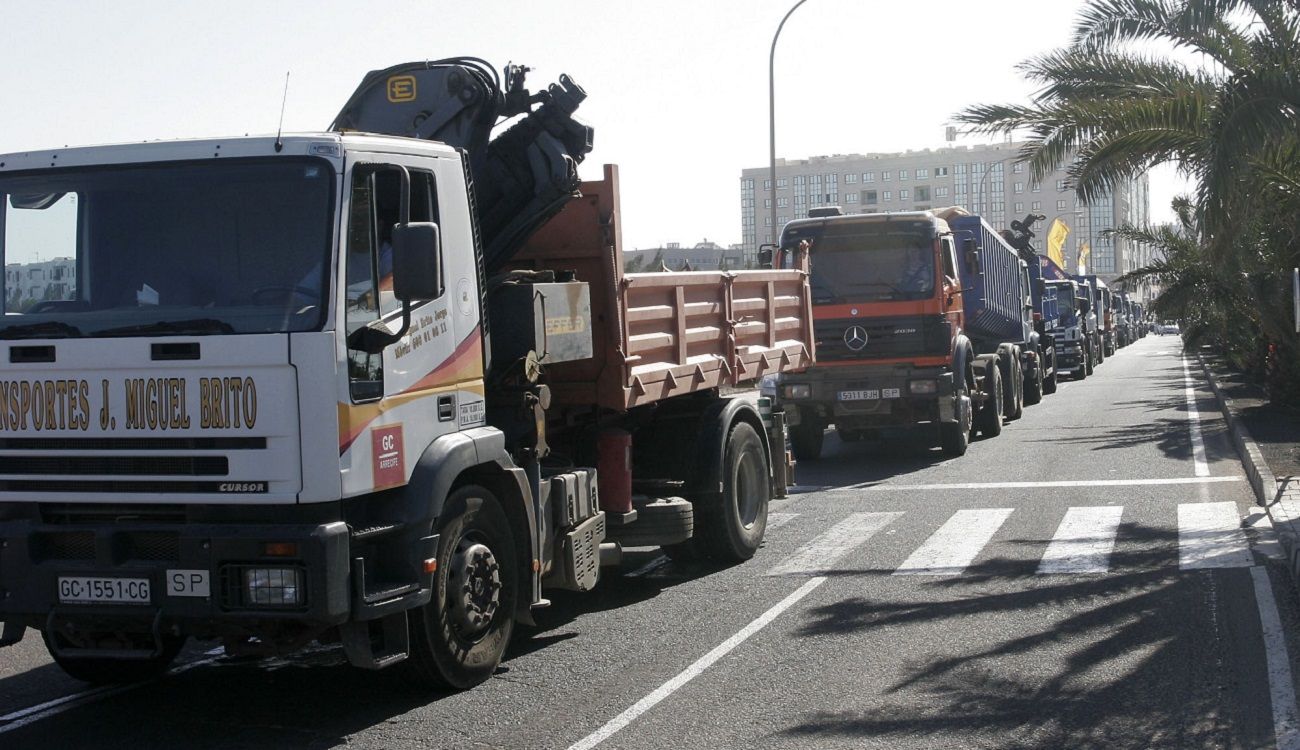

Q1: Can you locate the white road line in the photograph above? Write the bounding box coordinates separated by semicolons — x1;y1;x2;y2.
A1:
833;476;1242;492
767;512;799;529
1182;356;1211;477
1037;506;1125;575
767;512;902;576
1251;566;1300;750
0;648;224;734
894;508;1014;576
1178;502;1254;569
566;576;826;750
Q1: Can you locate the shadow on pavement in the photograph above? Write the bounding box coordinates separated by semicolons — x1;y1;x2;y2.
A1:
776;522;1270;750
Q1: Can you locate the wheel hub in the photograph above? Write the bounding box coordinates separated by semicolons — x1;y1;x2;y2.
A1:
448;540;501;639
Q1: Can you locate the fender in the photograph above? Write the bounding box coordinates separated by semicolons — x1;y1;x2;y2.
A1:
400;427;538;614
687;397;771;497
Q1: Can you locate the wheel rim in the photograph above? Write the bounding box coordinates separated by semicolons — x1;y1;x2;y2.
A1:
734;447;765;529
448;536;502;641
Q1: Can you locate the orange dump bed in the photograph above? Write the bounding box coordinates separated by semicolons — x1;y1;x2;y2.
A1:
508;165;815;411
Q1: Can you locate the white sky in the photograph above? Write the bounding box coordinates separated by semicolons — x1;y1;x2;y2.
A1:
1;0;1189;260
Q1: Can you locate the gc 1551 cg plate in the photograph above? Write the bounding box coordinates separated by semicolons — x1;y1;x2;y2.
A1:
58;576;151;605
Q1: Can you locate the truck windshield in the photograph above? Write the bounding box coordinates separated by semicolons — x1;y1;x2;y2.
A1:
805;224;935;303
1;158;333;338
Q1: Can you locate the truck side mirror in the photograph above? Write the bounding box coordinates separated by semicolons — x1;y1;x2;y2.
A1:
757;244;775;269
392;222;442;302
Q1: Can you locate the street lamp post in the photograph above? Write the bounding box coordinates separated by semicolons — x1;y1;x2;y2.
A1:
769;0;810;251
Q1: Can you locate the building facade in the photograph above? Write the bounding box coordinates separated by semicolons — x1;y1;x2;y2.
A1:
740;142;1150;288
5;257;76;312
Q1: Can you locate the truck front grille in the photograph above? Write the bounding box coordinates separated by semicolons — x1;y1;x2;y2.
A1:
814;315;950;363
33;530;96;561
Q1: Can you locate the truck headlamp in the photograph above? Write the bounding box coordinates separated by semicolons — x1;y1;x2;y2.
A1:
909;379;938;395
782;384;811;399
245;568;303;607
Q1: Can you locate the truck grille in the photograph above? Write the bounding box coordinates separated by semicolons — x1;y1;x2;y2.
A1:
1;456;228;476
33;530;96;561
814;315;950;363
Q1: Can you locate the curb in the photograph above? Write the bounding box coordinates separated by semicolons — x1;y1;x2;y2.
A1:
1197;352;1300;586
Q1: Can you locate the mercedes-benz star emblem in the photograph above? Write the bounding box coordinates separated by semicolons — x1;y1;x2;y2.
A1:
843;325;868;351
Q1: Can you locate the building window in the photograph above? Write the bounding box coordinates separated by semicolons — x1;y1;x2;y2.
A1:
935;186;949;198
883;190;892;201
778;215;787;225
763;179;771;190
1032;183;1041;192
899;189;910;200
794;195;805;206
777;197;788;208
935;166;949;177
846;173;858;184
846;192;859;203
955;164;968;175
1014;202;1024;213
1013;163;1024;174
864;190;877;204
882;171;892;182
955;184;967;196
863;172;875;182
1031;201;1042;210
915;186;930;201
1057;179;1067;191
777;178;788;188
1014;182;1024;194
1057;199;1067;209
764;216;772;226
794;175;806;186
829;174;838;184
764;198;771;208
898;169;909;180
916;168;929;179
812;174;822;185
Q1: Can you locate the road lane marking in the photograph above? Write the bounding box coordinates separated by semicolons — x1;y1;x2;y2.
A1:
894;508;1014;576
1251;566;1300;749
833;476;1242;492
1182;356;1211;477
566;576;826;750
1178;502;1254;569
1037;506;1125;574
768;512;799;529
0;648;224;734
767;512;902;576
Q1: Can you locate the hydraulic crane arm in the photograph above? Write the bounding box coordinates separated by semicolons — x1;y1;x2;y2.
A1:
331;57;594;273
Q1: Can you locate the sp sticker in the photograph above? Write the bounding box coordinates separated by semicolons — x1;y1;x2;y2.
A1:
371;424;405;489
387;75;417;103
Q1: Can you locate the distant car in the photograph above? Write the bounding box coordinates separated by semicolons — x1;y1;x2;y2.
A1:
1158;322;1180;335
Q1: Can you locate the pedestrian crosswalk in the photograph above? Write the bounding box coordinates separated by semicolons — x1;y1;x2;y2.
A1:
762;503;1269;578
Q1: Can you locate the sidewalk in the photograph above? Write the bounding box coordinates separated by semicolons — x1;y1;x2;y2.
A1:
1198;347;1300;584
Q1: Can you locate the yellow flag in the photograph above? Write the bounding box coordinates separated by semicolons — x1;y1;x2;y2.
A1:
1078;242;1091;274
1047;218;1069;268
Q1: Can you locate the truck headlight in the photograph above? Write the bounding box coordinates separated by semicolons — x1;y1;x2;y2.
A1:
909;379;938;395
782;384;811;399
245;568;303;606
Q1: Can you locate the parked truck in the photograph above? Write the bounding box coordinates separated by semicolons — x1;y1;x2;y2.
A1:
775;206;1036;460
1076;274;1115;358
998;214;1060;400
1039;258;1093;379
0;58;815;688
1073;275;1105;370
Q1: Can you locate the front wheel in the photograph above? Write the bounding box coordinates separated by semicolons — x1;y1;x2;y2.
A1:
1023;363;1043;406
940;384;971;457
977;362;1003;438
404;485;517;690
693;422;770;562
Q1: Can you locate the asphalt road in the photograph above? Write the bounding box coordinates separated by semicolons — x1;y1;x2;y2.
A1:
3;335;1299;750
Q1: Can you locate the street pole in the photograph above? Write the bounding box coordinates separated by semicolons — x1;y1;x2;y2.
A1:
769;0;810;251
973;158;1007;217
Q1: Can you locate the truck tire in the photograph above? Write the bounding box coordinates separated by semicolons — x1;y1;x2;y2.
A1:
1042;368;1058;395
977;361;1003;438
789;417;824;461
44;634;185;684
404;484;517;690
691;422;770;562
939;383;971;457
1083;344;1094;376
997;347;1023;421
1024;364;1043;406
616;497;693;547
836;426;863;443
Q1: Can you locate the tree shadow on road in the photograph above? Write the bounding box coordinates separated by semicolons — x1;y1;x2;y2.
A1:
774;522;1271;750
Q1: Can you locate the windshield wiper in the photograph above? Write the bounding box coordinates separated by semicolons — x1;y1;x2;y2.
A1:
93;318;236;337
0;321;83;340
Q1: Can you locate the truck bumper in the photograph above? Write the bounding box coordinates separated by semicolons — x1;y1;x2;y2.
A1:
781;365;957;429
0;510;354;645
1055;342;1084;373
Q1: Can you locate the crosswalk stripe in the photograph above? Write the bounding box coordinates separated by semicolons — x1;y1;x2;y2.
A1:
767;511;901;576
894;508;1014;576
1179;502;1255;569
1038;506;1125;575
767;512;799;529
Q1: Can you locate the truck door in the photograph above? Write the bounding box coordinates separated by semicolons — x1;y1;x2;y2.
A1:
338;155;483;497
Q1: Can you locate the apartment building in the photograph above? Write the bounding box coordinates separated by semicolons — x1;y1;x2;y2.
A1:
740;142;1151;288
5;257;76;312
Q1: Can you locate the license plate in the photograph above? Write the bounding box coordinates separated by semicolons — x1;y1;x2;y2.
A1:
882;388;901;399
58;576;151;605
165;569;210;598
838;389;880;401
